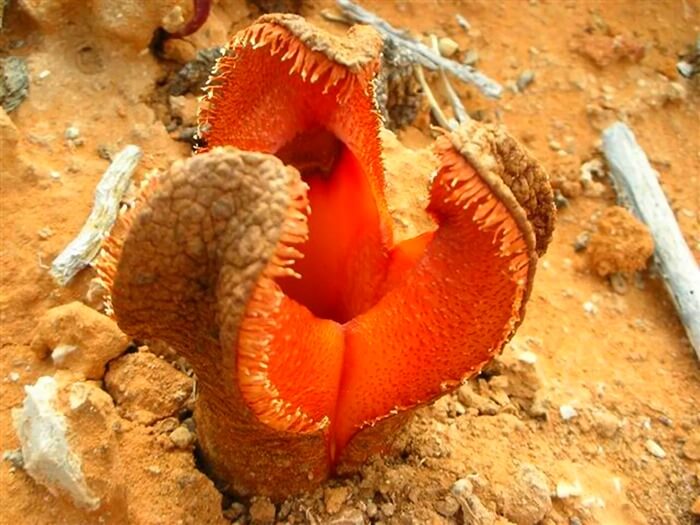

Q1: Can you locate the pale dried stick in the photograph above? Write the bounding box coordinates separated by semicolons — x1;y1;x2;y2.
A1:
50;145;142;286
413;64;452;130
429;34;469;124
602;122;700;359
335;0;502;99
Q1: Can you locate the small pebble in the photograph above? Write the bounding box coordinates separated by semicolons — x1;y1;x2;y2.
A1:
2;449;24;469
324;486;350;514
326;508;365;525
37;227;54;240
146;465;161;475
583;301;598;315
548;139;562;151
438;37;460;57
455;14;471;30
573;232;589;252
97;145;112;160
463;49;479;66
64;126;80;140
591;409;621;438
580;158;605;182
609;273;628;295
8;371;20;382
37;69;51;80
612;477;622;493
644;439;666;459
517;351;538;364
555;480;582;499
554;191;569;209
169;426;193;449
365;501;378;518
559;404;578;420
517;70;535;91
658;415;673;427
49;170;61;180
223;502;246;521
380;502;395;517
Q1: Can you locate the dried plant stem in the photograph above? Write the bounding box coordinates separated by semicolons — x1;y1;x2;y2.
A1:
429;34;469;124
335;0;502;99
50;145;142;286
414;65;452;130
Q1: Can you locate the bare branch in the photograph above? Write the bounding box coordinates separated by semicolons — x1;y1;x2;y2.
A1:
413;65;453;130
336;0;502;99
50;145;142;286
602;122;700;359
429;34;469;125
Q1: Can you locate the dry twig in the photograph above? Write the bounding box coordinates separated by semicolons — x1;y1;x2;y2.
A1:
602;122;700;359
429;34;469;124
50;145;142;286
334;0;502;99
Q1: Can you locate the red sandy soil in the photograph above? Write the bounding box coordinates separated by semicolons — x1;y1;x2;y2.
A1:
1;1;699;524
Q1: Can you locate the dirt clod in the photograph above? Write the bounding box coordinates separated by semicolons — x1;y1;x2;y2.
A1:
499;463;552;525
574;32;645;68
590;408;622;438
0;56;29;112
104;351;193;424
588;206;654;277
30;302;129;380
324;486;351;514
249;497;276;525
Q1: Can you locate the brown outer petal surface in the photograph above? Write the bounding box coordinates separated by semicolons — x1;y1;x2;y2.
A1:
98;148;331;498
449;121;555;258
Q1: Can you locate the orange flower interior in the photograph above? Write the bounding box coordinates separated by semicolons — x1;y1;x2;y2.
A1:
200;19;532;462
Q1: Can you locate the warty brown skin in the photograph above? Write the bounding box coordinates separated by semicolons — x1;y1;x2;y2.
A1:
105;148;330;496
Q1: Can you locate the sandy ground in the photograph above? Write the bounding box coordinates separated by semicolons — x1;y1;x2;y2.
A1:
1;0;699;524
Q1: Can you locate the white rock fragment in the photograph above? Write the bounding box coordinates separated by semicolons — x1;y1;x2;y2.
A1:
11;376;100;510
8;371;20;382
580;158;605;184
645;439;666;458
559;404;578;421
3;449;24;469
64;126;80;140
517;351;538;364
583;301;598;315
51;344;77;366
582;495;606;508
555;480;582;499
451;477;473;495
455;14;471;30
612;477;623;493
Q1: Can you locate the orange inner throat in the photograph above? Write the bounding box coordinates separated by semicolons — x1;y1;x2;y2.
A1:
276;128;388;324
